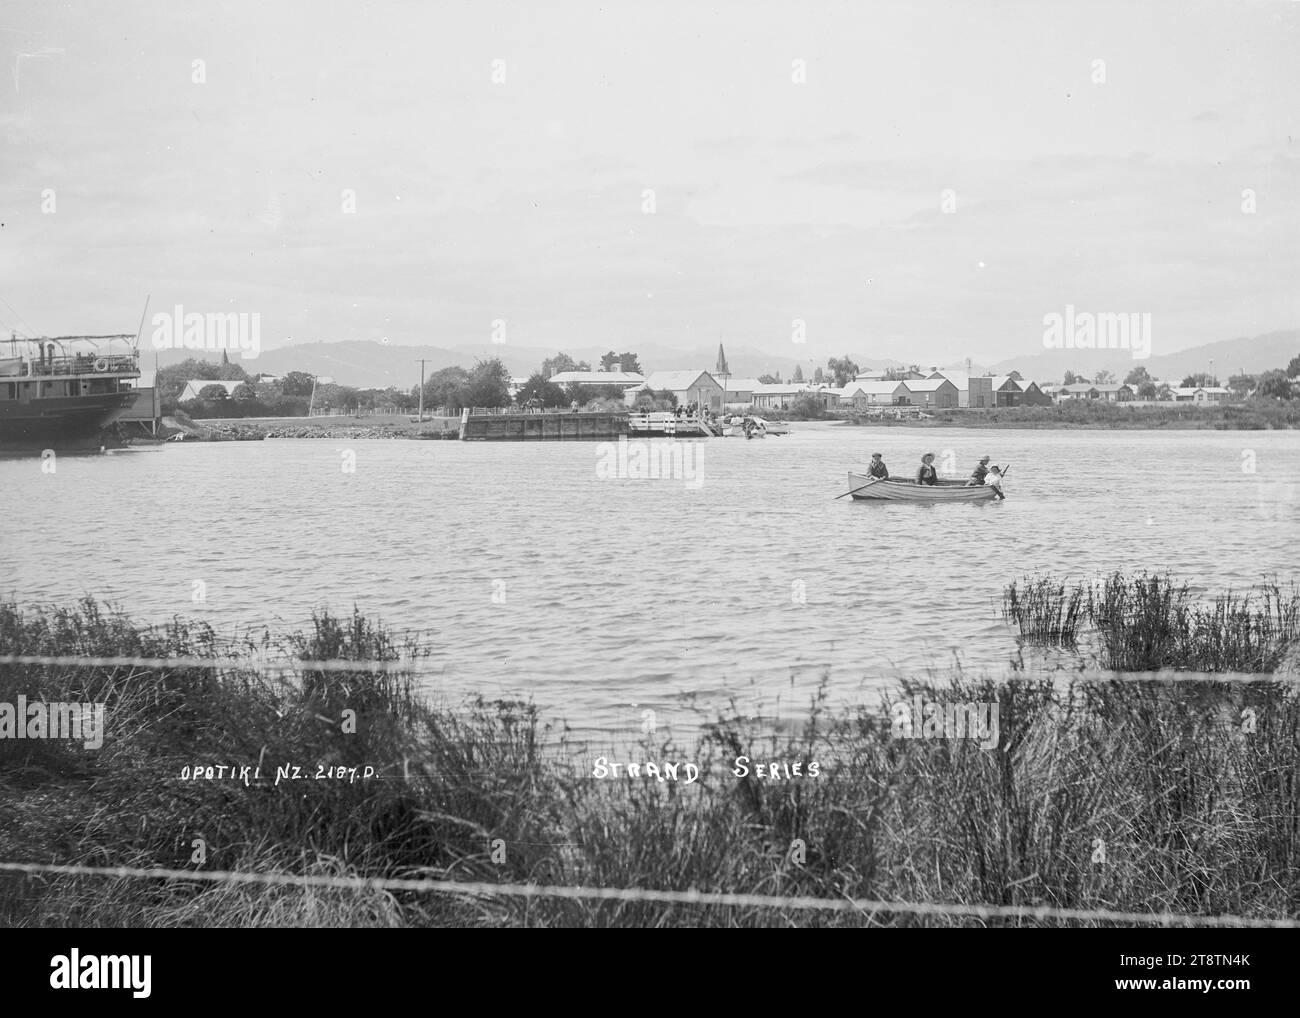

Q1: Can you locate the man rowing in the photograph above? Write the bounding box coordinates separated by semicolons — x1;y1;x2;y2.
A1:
867;452;889;479
966;455;991;486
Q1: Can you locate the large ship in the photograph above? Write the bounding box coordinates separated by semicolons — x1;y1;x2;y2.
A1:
0;333;143;450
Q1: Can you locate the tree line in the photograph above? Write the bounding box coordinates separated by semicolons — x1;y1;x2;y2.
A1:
155;358;421;419
158;349;661;418
1060;359;1299;400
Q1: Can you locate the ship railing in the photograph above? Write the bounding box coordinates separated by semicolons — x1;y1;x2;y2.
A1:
10;353;140;377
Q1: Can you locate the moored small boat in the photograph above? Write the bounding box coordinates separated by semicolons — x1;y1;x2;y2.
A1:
845;471;1001;502
752;416;789;435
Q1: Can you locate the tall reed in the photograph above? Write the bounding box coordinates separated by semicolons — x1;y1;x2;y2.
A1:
1004;572;1300;672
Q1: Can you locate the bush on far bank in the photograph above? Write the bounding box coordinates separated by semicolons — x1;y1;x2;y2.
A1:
915;398;1300;429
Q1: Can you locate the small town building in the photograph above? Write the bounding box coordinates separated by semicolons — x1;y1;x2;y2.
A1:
1093;383;1134;402
967;376;994;409
1014;379;1054;406
751;383;838;410
639;370;725;411
1058;383;1100;401
838;380;909;409
177;379;246;401
1173;386;1230;404
988;375;1018;407
928;369;970;403
547;371;645;388
928;369;996;408
901;377;959;408
802;385;841;410
722;378;763;407
1057;382;1134;402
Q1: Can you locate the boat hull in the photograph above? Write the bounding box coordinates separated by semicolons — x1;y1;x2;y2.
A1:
0;392;138;450
847;471;1000;502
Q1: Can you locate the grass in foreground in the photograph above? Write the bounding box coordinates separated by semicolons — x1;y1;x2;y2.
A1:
1;596;1298;927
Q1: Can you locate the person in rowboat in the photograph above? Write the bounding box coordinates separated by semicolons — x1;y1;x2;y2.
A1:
985;464;1006;499
867;452;889;479
915;452;938;485
966;455;991;486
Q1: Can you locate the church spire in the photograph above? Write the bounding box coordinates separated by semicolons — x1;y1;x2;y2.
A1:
716;343;729;375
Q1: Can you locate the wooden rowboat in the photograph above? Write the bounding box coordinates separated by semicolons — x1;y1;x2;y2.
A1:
846;471;1001;502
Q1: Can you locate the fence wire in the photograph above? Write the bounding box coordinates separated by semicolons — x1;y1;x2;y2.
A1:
0;861;1296;927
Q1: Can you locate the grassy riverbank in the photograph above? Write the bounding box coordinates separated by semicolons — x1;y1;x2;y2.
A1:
843;399;1300;429
2;589;1298;928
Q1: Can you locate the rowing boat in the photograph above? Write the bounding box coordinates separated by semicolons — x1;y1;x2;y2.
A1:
845;472;1001;502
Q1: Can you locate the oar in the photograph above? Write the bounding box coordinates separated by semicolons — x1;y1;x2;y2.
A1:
835;477;880;499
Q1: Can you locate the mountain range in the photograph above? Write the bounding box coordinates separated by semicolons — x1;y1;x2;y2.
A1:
145;331;1298;390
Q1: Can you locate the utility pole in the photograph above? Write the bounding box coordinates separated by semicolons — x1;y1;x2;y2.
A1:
415;359;428;419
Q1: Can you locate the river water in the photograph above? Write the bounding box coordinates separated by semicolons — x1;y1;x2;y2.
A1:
3;425;1297;737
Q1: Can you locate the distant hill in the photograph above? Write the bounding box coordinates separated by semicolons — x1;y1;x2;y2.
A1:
985;330;1298;383
143;329;1295;389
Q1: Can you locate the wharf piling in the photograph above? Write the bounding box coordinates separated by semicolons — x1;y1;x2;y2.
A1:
458;409;716;441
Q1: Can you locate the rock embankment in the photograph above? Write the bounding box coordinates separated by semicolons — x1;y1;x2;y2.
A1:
262;425;460;439
161;416;265;442
160;415;461;441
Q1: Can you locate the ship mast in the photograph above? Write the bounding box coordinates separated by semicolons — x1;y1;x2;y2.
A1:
132;295;151;352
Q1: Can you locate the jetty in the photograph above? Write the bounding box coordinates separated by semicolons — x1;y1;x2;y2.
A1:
459;408;717;441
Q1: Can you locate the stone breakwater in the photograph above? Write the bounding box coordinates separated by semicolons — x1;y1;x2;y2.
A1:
261;425;460;440
164;420;461;441
172;424;266;442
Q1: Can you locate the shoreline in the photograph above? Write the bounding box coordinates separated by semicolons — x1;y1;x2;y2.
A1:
151;399;1300;440
837;401;1300;430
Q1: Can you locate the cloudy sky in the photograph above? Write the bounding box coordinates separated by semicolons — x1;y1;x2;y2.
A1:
1;0;1296;366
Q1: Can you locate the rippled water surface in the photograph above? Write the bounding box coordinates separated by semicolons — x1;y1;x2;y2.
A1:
3;425;1298;734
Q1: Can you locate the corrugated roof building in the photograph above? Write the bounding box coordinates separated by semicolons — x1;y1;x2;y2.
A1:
902;377;959;408
178;378;246;401
640;370;724;411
